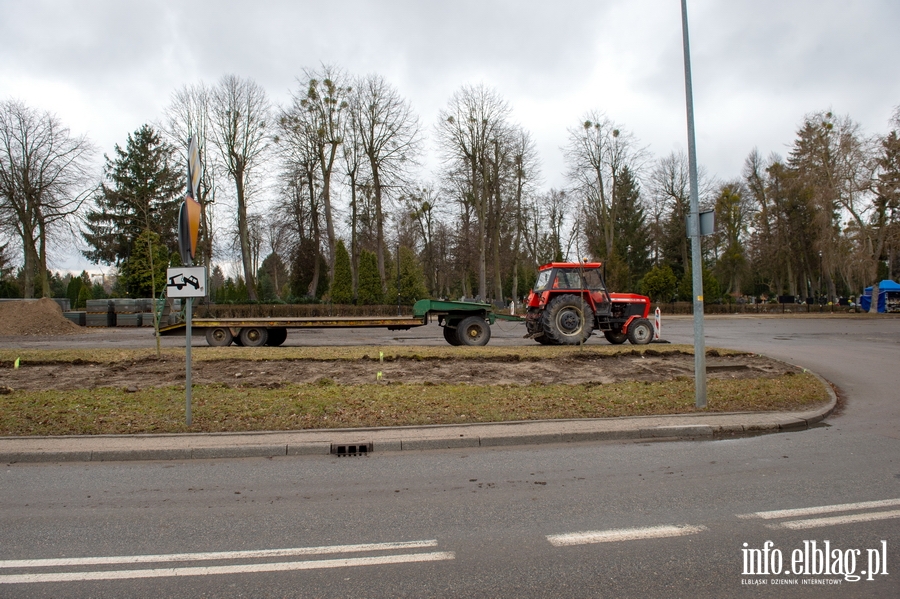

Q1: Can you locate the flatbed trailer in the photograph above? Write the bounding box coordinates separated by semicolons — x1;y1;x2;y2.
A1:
158;299;520;347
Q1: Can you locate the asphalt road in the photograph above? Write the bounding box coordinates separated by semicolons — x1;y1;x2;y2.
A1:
1;315;899;598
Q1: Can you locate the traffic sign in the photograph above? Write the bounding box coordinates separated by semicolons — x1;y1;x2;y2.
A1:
166;266;207;298
178;136;203;265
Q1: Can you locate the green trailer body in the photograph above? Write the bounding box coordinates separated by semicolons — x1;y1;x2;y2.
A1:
158;299;522;347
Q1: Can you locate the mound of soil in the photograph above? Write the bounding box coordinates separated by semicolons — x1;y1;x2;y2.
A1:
0;299;82;336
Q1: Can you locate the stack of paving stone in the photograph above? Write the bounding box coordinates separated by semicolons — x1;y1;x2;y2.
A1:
112;298;141;327
138;298;167;327
85;299;115;327
167;298;182;325
62;310;86;326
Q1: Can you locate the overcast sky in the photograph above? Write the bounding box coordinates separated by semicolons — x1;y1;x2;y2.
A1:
2;0;899;272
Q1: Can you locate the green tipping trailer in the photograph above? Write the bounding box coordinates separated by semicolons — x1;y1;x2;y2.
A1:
158;299;522;347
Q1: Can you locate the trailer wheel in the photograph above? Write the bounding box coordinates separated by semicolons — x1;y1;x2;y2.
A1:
604;330;628;345
627;318;654;345
456;316;491;346
542;294;593;345
265;327;288;347
443;324;462;346
238;327;269;347
205;327;233;347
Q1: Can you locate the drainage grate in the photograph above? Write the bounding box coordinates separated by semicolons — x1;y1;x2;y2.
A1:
331;443;373;457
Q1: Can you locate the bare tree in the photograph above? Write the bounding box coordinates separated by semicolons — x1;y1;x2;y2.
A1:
0;99;94;297
787;111;878;298
507;127;540;304
564;112;645;263
405;186;442;296
273;135;325;298
208;75;270;300
280;65;351;286
436;84;511;300
542;189;574;263
352;73;420;293
340;89;368;298
648;151;712;273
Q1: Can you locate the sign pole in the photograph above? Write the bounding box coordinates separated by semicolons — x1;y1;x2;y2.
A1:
167;267;205;426
185;296;192;426
176;135;203;427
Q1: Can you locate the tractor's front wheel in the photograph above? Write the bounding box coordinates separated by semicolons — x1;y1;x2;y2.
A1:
541;294;593;345
627;318;654;345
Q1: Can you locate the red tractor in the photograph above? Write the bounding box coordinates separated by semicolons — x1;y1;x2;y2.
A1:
524;262;655;345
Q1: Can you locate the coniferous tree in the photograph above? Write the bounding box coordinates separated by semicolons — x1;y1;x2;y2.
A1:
639;264;678;303
329;240;353;304
118;229;169;297
257;253;288;302
357;250;383;305
610;165;651;291
83;124;182;278
395;246;428;304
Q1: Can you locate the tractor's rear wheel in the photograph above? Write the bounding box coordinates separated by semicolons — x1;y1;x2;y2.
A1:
456;316;491;346
604;330;628;345
534;335;556;345
205;327;233;347
541;294;593;345
627;318;654;345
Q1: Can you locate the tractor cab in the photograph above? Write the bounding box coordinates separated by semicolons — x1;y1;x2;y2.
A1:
528;262;609;313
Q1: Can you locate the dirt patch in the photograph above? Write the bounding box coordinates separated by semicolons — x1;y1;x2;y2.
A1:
0;352;798;391
0;299;82;336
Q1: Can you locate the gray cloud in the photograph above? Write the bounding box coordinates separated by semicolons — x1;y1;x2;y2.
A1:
1;0;897;193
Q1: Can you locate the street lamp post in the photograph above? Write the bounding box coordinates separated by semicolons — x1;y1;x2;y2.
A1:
681;0;707;408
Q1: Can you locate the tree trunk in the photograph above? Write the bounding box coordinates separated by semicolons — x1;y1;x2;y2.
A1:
21;239;38;299
38;216;50;298
370;163;387;295
320;148;338;287
349;178;359;300
869;282;880;314
235;172;257;301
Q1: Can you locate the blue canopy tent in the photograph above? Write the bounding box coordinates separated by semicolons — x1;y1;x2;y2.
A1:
860;279;900;313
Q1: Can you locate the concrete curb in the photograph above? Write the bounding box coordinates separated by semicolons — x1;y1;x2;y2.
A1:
0;369;838;464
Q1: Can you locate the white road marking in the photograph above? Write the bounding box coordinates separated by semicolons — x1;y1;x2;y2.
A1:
737;497;900;520
767;509;900;530
0;540;438;569
0;552;456;584
547;524;707;547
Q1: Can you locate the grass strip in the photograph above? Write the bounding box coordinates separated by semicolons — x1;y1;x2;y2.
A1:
0;372;828;436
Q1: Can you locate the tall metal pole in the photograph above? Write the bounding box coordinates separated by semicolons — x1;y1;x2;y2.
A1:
681;0;707;408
